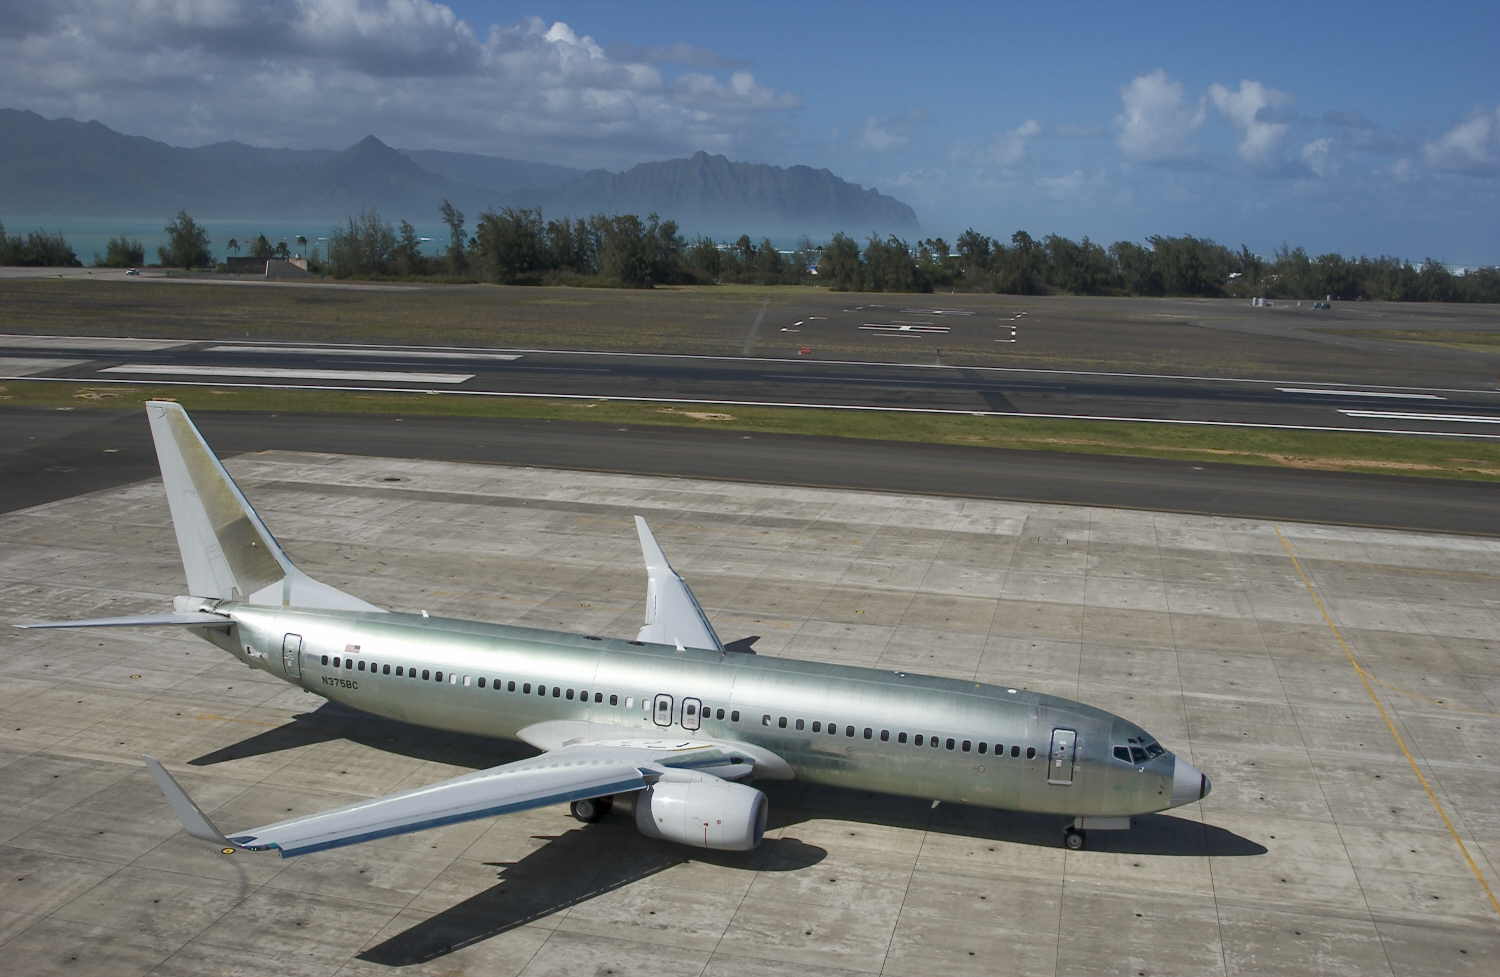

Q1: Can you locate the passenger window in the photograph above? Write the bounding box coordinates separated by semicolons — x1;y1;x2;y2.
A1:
762;714;772;727
462;675;471;687
898;732;908;744
778;717;787;728
931;737;940;749
795;718;804;730
383;664;391;675
716;708;724;719
610;694;618;705
321;655;329;665
731;710;739;722
345;659;353;669
978;742;987;755
915;734;924;746
946;738;955;750
422;669;431;680
880;730;890;742
333;656;340;667
1114;746;1130;762
686;702;697;717
864;728;873;739
508;681;516;692
438;671;447;682
597;693;605;703
625;696;634;709
811;721;822;732
358;660;366;671
522;682;531;693
1011;745;1020;758
962;740;971;753
552;687;560;697
395;665;403;676
846;725;855;737
1026;747;1036;759
566;689;575;700
537;685;546;696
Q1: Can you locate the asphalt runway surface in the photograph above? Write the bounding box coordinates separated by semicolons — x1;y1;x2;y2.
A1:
2;408;1495;536
4;335;1500;438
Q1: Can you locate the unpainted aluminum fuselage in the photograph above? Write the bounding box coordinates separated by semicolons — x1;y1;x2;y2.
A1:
208;603;1189;819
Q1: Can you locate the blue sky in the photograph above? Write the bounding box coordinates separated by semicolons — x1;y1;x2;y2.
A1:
3;0;1496;262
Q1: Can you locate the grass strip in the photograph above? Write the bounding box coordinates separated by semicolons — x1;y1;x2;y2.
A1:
4;380;1499;482
1319;328;1500;352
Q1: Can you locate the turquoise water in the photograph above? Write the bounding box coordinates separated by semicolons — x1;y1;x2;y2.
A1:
0;215;449;264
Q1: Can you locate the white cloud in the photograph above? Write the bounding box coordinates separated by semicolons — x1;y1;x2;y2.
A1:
989;119;1040;166
857;109;927;152
0;2;799;166
1300;137;1335;178
1115;70;1205;162
1209;79;1291;165
1423;107;1500;174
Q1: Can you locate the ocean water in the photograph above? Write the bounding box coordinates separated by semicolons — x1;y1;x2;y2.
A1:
0;215;450;264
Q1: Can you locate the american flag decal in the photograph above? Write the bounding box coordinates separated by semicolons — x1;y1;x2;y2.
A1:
344;643;361;654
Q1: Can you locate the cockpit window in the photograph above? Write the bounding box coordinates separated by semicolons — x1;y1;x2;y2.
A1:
1130;747;1148;763
1113;746;1130;762
1146;742;1164;757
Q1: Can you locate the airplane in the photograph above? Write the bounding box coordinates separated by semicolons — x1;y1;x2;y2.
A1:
20;401;1210;856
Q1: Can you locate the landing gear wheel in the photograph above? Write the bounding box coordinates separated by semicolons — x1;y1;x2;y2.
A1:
570;796;613;823
1063;827;1086;851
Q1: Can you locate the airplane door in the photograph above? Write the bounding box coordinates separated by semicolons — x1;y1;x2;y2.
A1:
282;633;303;679
681;697;702;731
652;693;674;727
1047;728;1076;785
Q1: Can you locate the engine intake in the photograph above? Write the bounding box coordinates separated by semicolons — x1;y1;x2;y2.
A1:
633;775;767;851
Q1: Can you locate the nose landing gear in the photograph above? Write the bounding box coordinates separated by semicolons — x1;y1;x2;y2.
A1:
1064;827;1086;850
1063;815;1131;849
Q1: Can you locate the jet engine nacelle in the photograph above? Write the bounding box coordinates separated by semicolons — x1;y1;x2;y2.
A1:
633;775;767;851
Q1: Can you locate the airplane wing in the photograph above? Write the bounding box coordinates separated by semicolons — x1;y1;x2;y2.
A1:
18;612;230;630
634;516;723;652
145;732;782;857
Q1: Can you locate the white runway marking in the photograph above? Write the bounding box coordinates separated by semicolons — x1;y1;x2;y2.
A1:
1278;387;1444;400
100;365;474;383
208;346;521;361
860;323;950;334
1339;410;1500;424
9;375;1500;439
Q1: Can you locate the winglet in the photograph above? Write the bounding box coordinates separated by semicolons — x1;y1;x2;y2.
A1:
634;517;723;652
144;756;233;848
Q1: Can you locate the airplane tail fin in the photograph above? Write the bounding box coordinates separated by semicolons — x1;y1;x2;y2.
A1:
145;401;382;612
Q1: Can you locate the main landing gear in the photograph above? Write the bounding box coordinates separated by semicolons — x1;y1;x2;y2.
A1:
1063;815;1131;850
570;795;614;823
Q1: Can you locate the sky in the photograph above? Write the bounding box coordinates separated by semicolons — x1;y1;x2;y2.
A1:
2;0;1497;264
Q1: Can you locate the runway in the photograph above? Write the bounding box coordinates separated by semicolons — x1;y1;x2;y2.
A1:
5;334;1500;438
2;408;1497;536
1;452;1496;976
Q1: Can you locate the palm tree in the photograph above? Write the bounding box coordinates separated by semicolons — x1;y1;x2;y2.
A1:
227;238;240;256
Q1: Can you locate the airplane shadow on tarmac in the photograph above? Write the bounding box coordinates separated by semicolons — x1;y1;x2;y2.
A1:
191;701;1265;966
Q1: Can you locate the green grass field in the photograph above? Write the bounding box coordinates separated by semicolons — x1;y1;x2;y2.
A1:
6;380;1498;482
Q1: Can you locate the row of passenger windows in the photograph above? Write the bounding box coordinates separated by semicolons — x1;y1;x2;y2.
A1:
759;714;1036;758
319;654;748;721
318;654;1017;756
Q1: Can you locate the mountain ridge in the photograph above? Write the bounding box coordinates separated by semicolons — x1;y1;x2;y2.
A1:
0;109;919;238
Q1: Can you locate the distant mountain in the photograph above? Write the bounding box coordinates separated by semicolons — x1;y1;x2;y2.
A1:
0;109;919;236
507;151;919;239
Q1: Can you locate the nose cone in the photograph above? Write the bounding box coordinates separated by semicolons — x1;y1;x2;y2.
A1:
1170;758;1211;807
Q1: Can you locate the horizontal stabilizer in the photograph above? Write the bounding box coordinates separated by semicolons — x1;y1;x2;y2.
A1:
16;611;230;630
635;516;723;652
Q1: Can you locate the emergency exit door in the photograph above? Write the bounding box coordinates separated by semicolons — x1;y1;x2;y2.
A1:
1047;727;1076;785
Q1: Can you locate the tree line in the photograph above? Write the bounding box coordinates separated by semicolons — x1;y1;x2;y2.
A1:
4;208;1497;303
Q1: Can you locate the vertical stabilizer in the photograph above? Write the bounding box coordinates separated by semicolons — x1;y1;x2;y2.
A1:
145;401;383;612
634;516;722;651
